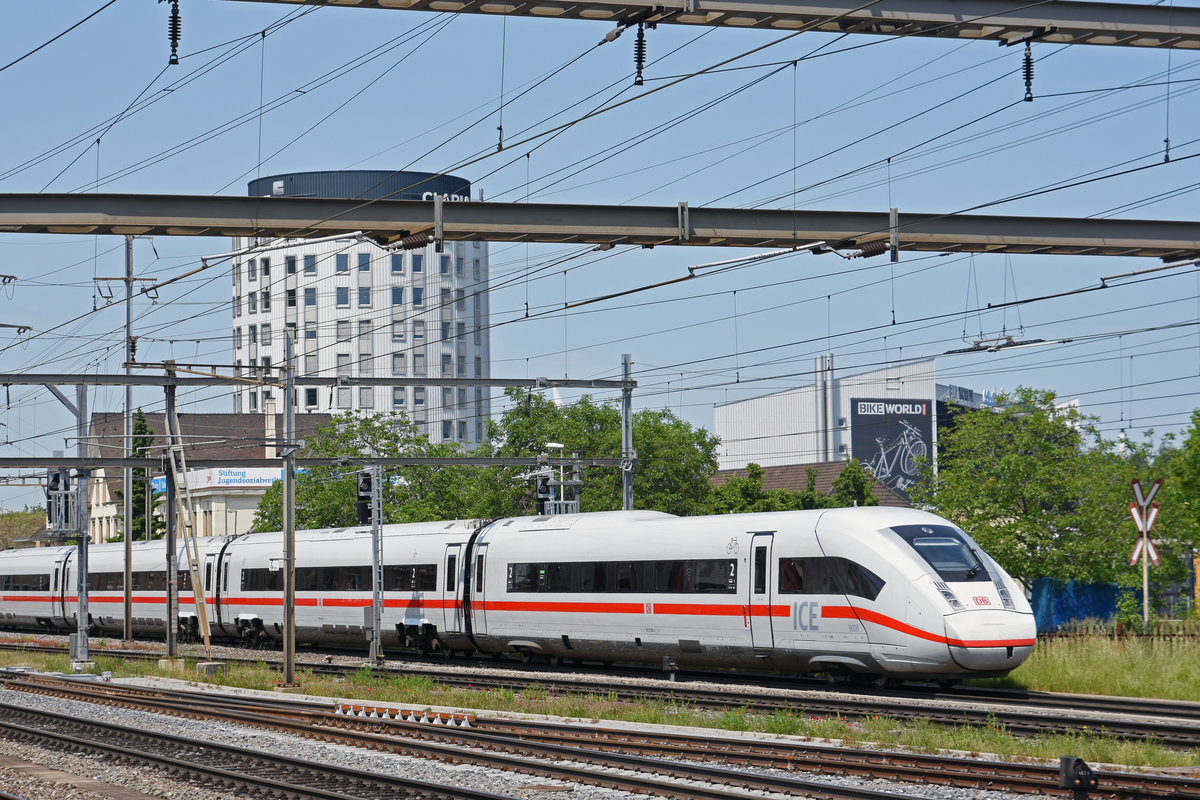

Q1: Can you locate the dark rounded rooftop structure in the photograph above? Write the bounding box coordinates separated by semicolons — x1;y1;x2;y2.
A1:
248;170;472;201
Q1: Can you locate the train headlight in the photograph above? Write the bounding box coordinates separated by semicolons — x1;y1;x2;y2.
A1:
994;582;1016;610
934;581;964;610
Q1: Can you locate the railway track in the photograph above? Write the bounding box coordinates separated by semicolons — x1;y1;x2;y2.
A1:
3;638;1200;748
3;672;1198;800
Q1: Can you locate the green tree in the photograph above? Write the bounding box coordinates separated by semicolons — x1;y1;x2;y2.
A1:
252;411;477;531
829;458;880;508
911;387;1143;586
0;506;43;549
110;408;165;541
468;389;719;518
707;459;880;515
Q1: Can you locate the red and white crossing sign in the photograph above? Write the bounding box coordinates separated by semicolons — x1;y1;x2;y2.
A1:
1129;534;1160;567
1128;501;1160;534
1131;478;1162;509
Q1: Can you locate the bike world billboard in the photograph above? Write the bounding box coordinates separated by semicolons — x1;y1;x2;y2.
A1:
850;398;934;501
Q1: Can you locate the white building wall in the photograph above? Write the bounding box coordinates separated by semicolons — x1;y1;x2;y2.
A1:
230;237;491;446
715;359;939;470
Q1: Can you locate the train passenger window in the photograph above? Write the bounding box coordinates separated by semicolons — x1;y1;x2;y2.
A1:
545;563;571;592
777;557;885;601
613;562;641;593
753;547;767;594
890;524;989;582
574;562;606;593
475;555;485;592
446;555;457;591
205;563;212;592
507;563;537;592
695;560;736;593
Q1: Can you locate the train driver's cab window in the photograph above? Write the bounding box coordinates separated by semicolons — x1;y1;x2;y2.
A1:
890;524;990;582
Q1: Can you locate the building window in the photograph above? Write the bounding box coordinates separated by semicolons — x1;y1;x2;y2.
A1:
442;420;453;440
392;287;404;306
304;254;317;275
359;356;373;377
476;419;484;441
358;286;371;307
391;353;406;375
261;355;272;376
391;321;405;342
336;253;349;272
233;327;242;349
248;258;257;282
286;321;296;342
261;323;272;346
304;287;316;306
455;256;464;277
304;321;316;340
412;254;423;273
233;262;241;284
286;289;296;308
337;320;351;342
456;355;466;377
336;287;349;307
249;391;258;411
358;253;371;272
441;321;451;342
441;354;452;378
392;387;406;409
336;387;351;408
359;387;374;408
336;354;351;377
414;387;425;407
248;292;257;313
473;259;481;280
456;322;465;341
439;255;450;275
456;289;465;310
261;289;271;311
413;320;425;342
359;320;372;342
391;253;404;274
475;355;482;377
457;420;467;441
286;255;297;275
441;288;451;311
413;353;426;376
458;387;467;407
305;388;318;407
412;288;423;307
304;353;317;373
233;295;241;317
260;257;270;278
442;387;453;408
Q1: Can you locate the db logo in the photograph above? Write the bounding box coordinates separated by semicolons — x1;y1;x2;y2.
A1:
972;596;992;606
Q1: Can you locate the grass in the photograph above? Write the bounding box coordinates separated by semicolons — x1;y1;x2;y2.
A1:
1;636;1199;769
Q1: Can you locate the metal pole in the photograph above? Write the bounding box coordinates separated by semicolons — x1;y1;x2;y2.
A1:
283;331;297;684
75;385;90;666
123;235;133;642
369;463;383;663
621;353;634;511
164;384;177;659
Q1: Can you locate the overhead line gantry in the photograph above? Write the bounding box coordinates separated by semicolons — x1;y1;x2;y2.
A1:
226;0;1200;50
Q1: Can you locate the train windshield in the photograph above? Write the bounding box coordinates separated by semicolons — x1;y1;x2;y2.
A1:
890;524;990;582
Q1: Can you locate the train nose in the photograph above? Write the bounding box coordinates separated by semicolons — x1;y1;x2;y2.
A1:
944;610;1036;672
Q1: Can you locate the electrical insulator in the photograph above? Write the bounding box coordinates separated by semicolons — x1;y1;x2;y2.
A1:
398;232;433;251
634;23;647;87
1023;42;1034;102
168;0;182;66
854;239;890;259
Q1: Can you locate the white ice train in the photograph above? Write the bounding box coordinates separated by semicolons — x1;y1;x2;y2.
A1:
0;507;1036;682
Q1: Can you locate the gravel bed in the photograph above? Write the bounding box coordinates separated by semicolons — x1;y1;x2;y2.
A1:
0;680;1058;800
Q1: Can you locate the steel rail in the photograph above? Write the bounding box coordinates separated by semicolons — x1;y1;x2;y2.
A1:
0;701;517;800
6;674;1199;800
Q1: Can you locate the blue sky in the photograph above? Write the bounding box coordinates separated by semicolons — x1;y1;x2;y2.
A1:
2;0;1199;510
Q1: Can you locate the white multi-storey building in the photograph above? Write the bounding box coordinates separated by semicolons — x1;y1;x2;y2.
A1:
230;170;491;445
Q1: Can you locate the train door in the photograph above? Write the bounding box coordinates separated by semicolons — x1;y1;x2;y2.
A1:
52;554;70;625
471;543;489;637
748;533;775;649
442;544;463;635
204;553;219;628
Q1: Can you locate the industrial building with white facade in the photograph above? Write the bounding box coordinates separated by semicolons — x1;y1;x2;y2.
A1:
714;358;988;500
231;170;492;445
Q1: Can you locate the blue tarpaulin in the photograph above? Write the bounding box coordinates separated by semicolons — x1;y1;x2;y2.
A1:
1031;578;1119;632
